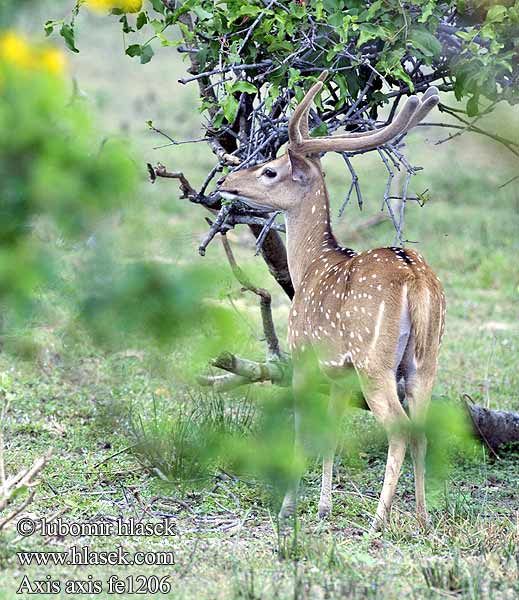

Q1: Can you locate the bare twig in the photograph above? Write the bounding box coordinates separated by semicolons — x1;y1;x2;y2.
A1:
199;206;232;256
437;104;519;157
94;444;138;469
254;211;282;256
208;139;241;166
0;449;53;530
339;154;363;216
147;163;198;199
394;171;411;246
178;61;273;85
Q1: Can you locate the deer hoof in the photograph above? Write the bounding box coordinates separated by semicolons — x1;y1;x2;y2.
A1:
278;501;296;523
416;510;431;530
369;515;385;533
317;503;331;519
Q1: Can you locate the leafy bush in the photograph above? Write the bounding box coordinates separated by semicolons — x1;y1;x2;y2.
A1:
51;0;519;122
46;1;519;260
0;31;135;321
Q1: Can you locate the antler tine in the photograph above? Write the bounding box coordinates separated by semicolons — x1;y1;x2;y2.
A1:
291;94;419;154
406;87;439;130
288;71;328;145
289;87;439;155
330;88;440;141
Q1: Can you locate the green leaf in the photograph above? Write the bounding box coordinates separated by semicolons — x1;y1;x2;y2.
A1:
418;2;435;23
310;123;328;137
228;4;262;23
229;81;258;95
136;12;148;30
357;23;387;47
193;6;213;21
150;18;164;34
266;38;293;53
125;44;142;58
397;67;414;91
323;0;341;14
265;84;280;112
44;20;62;37
454;60;482;100
409;28;442;58
290;2;306;18
335;73;349;108
149;0;165;14
222;95;239;124
366;0;384;20
328;11;344;28
120;15;134;34
60;23;79;53
315;0;324;20
466;94;479;117
157;33;176;47
140;45;155;64
486;5;507;23
455;30;476;42
213;112;225;129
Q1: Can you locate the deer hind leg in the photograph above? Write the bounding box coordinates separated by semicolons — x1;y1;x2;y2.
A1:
318;382;349;519
398;326;437;527
361;372;410;531
405;368;435;527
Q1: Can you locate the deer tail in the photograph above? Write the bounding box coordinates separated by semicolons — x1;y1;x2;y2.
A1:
407;278;441;364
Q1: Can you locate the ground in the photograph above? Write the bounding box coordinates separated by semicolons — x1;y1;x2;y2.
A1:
1;3;518;600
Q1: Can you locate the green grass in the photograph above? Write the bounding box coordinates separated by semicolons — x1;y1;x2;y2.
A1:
1;4;518;599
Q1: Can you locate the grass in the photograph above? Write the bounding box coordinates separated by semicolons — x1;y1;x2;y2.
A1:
1;4;518;599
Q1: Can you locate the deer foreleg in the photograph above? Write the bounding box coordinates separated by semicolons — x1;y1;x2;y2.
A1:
318;383;347;519
279;404;303;521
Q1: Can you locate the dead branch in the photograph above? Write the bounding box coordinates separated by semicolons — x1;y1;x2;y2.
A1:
211;351;288;385
339;155;362;215
147;163;198;199
0;449;53;531
208;139;241;166
197;373;252;392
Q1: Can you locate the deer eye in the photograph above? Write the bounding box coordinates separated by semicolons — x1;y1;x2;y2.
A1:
262;168;277;179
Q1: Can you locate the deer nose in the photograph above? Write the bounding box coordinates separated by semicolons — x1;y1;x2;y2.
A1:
216;175;226;186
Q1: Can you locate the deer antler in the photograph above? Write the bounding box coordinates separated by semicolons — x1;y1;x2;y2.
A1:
288;71;439;155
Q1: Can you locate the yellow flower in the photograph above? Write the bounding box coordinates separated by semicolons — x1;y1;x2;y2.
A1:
87;0;143;13
0;31;34;69
40;48;67;76
0;31;67;76
86;0;113;11
120;0;143;12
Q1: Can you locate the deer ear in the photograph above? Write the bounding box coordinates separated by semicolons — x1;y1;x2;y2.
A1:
287;149;308;183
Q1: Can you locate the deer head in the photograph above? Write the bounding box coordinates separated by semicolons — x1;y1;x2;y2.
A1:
219;71;440;213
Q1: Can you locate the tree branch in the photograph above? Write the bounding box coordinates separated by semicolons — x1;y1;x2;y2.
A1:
211;351;288;385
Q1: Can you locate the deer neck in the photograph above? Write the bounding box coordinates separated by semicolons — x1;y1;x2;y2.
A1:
284;179;336;291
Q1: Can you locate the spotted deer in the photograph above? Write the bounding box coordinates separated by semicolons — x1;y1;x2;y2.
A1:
219;72;445;530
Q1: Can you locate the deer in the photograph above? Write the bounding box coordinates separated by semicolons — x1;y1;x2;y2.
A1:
218;71;446;531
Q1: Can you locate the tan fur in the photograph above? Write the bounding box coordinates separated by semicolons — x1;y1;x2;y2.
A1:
219;78;444;531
